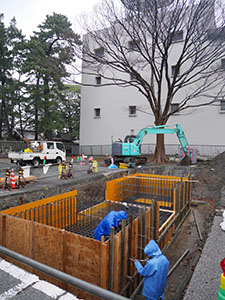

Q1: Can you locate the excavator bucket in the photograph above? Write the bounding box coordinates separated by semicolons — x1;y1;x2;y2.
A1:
179;155;192;166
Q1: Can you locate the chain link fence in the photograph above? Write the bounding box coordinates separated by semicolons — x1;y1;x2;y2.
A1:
1;141;225;159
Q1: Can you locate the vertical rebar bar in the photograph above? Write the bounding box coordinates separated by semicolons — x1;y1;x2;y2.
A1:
142;208;146;254
127;215;133;297
150;200;155;240
109;227;115;291
120;219;126;292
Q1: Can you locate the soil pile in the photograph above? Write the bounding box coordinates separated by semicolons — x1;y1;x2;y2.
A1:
192;152;225;202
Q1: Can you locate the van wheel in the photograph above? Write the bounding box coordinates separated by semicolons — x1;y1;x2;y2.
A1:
18;160;26;166
32;158;40;167
56;157;62;164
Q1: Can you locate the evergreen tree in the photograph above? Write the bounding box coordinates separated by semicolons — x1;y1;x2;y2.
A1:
0;15;26;139
24;13;82;140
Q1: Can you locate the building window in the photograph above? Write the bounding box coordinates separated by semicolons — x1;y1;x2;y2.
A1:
94;108;101;118
94;47;104;57
129;105;137;116
171;103;179;114
171;65;180;77
172;30;183;42
128;40;140;51
95;76;101;85
221;59;225;69
220;100;225;112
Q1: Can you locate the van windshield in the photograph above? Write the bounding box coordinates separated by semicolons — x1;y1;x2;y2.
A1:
56;143;65;152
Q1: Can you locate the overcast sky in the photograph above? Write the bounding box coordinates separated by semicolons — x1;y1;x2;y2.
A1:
1;0;100;37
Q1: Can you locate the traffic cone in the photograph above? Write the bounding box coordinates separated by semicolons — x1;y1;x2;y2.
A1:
218;258;225;300
10;170;17;189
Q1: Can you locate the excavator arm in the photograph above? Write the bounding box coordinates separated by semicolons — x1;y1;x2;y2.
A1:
133;124;189;155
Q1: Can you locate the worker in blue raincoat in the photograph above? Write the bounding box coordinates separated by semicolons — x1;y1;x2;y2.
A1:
94;210;127;241
134;240;169;300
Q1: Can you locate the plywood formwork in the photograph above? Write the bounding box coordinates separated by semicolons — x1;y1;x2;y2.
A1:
0;173;191;299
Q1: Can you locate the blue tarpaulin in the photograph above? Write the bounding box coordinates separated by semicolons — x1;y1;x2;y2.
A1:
94;211;127;241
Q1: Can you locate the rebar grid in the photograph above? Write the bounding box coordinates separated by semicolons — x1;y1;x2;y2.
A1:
66;201;139;239
116;177;176;209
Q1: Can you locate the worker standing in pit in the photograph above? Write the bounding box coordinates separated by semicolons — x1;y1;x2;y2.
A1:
134;240;169;300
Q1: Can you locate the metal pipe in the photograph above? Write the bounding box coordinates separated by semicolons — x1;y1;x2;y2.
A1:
0;245;129;300
192;210;203;241
167;249;189;277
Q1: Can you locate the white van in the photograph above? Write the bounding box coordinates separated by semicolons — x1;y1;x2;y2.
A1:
8;141;66;167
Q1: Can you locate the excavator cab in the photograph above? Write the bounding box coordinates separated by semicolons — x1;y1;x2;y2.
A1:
124;135;136;143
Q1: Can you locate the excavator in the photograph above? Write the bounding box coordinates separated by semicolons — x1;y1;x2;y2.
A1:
105;123;192;166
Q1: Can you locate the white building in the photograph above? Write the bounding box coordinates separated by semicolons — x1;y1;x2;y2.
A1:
80;0;225;157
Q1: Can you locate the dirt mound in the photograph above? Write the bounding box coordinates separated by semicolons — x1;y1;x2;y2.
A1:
192;151;225;201
207;151;225;179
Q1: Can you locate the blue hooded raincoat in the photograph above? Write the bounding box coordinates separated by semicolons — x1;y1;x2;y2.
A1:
94;211;127;241
134;240;169;300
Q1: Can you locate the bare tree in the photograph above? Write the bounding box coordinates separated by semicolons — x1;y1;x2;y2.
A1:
78;0;225;163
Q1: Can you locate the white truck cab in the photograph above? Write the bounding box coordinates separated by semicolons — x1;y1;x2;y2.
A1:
8;141;66;167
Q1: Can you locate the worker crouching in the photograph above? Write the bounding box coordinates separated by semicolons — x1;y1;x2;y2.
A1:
87;157;98;174
134;240;169;300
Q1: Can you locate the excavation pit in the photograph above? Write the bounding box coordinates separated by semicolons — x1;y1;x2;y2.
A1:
0;173;191;299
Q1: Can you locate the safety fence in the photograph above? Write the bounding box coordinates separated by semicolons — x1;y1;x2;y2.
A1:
1;140;225;158
0;173;192;299
79;143;225;158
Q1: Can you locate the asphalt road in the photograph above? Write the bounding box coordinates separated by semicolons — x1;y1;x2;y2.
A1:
0;158;121;197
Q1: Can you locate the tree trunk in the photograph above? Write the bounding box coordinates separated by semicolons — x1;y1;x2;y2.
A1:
152;134;170;163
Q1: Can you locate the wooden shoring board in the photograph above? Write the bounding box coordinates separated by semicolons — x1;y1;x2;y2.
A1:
64;231;102;300
132;218;139;288
123;225;129;290
64;230;102;284
100;237;109;289
0;214;33;273
1;214;32;257
32;222;64;288
0;214;4;246
113;233;121;293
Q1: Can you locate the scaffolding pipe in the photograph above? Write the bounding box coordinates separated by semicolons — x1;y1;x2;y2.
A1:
0;245;129;300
